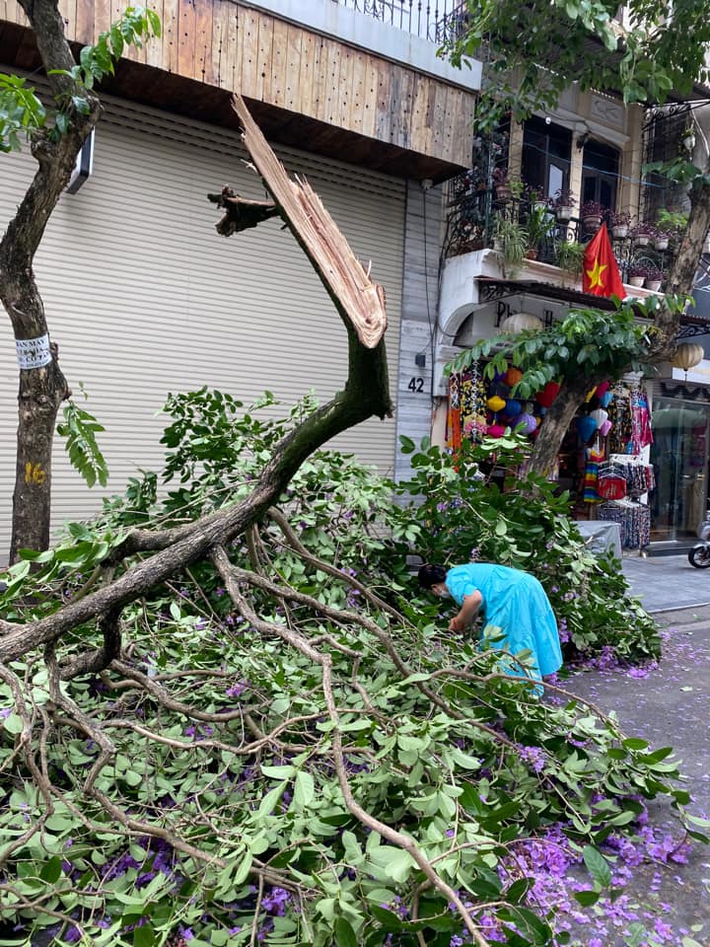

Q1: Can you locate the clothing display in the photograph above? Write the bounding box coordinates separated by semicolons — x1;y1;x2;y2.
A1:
445;563;563;683
583;448;605;502
597;456;655;500
444;370;656;546
597;499;651;550
607;383;653;456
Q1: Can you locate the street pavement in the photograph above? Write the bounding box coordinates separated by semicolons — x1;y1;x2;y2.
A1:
562;554;710;945
621;552;710;613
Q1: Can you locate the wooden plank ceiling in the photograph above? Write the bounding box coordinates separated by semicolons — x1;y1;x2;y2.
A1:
0;0;476;180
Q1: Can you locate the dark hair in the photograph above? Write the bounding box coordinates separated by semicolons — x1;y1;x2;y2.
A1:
418;563;447;589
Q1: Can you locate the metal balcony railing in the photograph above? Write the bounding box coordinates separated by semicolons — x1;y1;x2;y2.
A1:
443;178;676;288
331;0;467;43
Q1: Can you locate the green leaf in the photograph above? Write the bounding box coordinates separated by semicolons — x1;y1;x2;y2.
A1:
133;925;156;947
582;845;612;888
39;856;62;884
293;770;315;807
622;738;649;751
57;399;108;488
334;917;358;947
573;889;600;906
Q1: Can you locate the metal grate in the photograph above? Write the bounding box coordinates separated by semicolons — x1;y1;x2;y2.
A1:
331;0;466;43
641;103;691;220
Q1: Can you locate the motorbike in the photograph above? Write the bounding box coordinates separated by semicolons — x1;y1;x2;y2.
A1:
688;514;710;568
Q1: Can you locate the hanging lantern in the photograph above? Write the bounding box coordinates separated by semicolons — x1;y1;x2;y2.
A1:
599;419;613;437
596;381;611;397
500;312;544;334
487;395;506;413
576;415;597;443
505;367;524;387
590;408;608;430
584;386;597;403
505;399;522;417
672;343;704;372
535;381;561;408
487;424;506;438
600;391;614;409
517;412;538;434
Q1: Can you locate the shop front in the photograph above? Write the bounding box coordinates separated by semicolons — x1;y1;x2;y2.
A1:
651;383;710;544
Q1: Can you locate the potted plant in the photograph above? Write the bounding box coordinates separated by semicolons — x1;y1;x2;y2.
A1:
526;185;552;213
644;264;665;291
554;238;585;280
580;200;606;233
525;204;556;258
656;208;688;232
627;262;648;287
653;229;671;251
552;188;576;223
609;210;632;240
493;212;527;275
630;221;654;246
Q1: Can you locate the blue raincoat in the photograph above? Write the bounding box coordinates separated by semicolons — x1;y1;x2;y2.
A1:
445;563;563;682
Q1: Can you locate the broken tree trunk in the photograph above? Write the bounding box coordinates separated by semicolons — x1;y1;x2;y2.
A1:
0;95;393;660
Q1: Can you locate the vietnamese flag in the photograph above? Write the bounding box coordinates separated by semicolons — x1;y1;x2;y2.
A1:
582;223;625;298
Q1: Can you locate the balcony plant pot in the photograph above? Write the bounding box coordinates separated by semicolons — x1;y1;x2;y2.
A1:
628;275;645;287
583;215;602;233
645;279;663;292
654;237;669;251
495;185;513;202
611;224;629;239
555;205;573;222
525;248;539;260
633;234;650;247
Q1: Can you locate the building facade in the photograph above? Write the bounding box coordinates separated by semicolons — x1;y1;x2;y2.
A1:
0;0;479;556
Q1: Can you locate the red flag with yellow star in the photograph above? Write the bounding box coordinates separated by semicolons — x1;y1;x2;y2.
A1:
582;223;625;298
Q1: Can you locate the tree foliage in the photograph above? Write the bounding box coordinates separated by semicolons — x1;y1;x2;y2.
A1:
447;301;664;399
0;391;696;947
0;6;160;151
446;0;710;129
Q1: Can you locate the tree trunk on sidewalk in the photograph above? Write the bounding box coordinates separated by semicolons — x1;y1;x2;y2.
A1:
529;372;607;477
0;0;100;561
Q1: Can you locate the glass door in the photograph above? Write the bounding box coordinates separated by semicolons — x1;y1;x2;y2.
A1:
650;397;710;541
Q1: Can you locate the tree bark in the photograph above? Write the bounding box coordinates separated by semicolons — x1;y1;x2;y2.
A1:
529;371;606;476
0;0;101;561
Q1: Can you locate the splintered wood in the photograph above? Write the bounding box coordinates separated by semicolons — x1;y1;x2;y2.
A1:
231;93;387;350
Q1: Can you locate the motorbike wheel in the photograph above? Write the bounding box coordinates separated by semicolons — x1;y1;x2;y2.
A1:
688;544;710;568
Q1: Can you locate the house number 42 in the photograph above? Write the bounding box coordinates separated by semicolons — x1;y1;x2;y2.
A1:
407;377;424;393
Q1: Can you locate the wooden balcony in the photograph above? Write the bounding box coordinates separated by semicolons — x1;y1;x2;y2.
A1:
0;0;477;180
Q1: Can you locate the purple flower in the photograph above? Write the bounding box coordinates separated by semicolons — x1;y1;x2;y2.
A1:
262;886;290;916
518;744;547;773
226;680;248;698
179;926;194;941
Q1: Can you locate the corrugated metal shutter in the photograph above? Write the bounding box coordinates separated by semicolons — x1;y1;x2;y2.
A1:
0;92;404;554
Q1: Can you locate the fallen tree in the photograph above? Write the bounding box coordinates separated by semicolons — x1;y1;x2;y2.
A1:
0;100;702;947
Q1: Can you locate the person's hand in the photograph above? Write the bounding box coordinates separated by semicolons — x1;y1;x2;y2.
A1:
449;616;465;632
